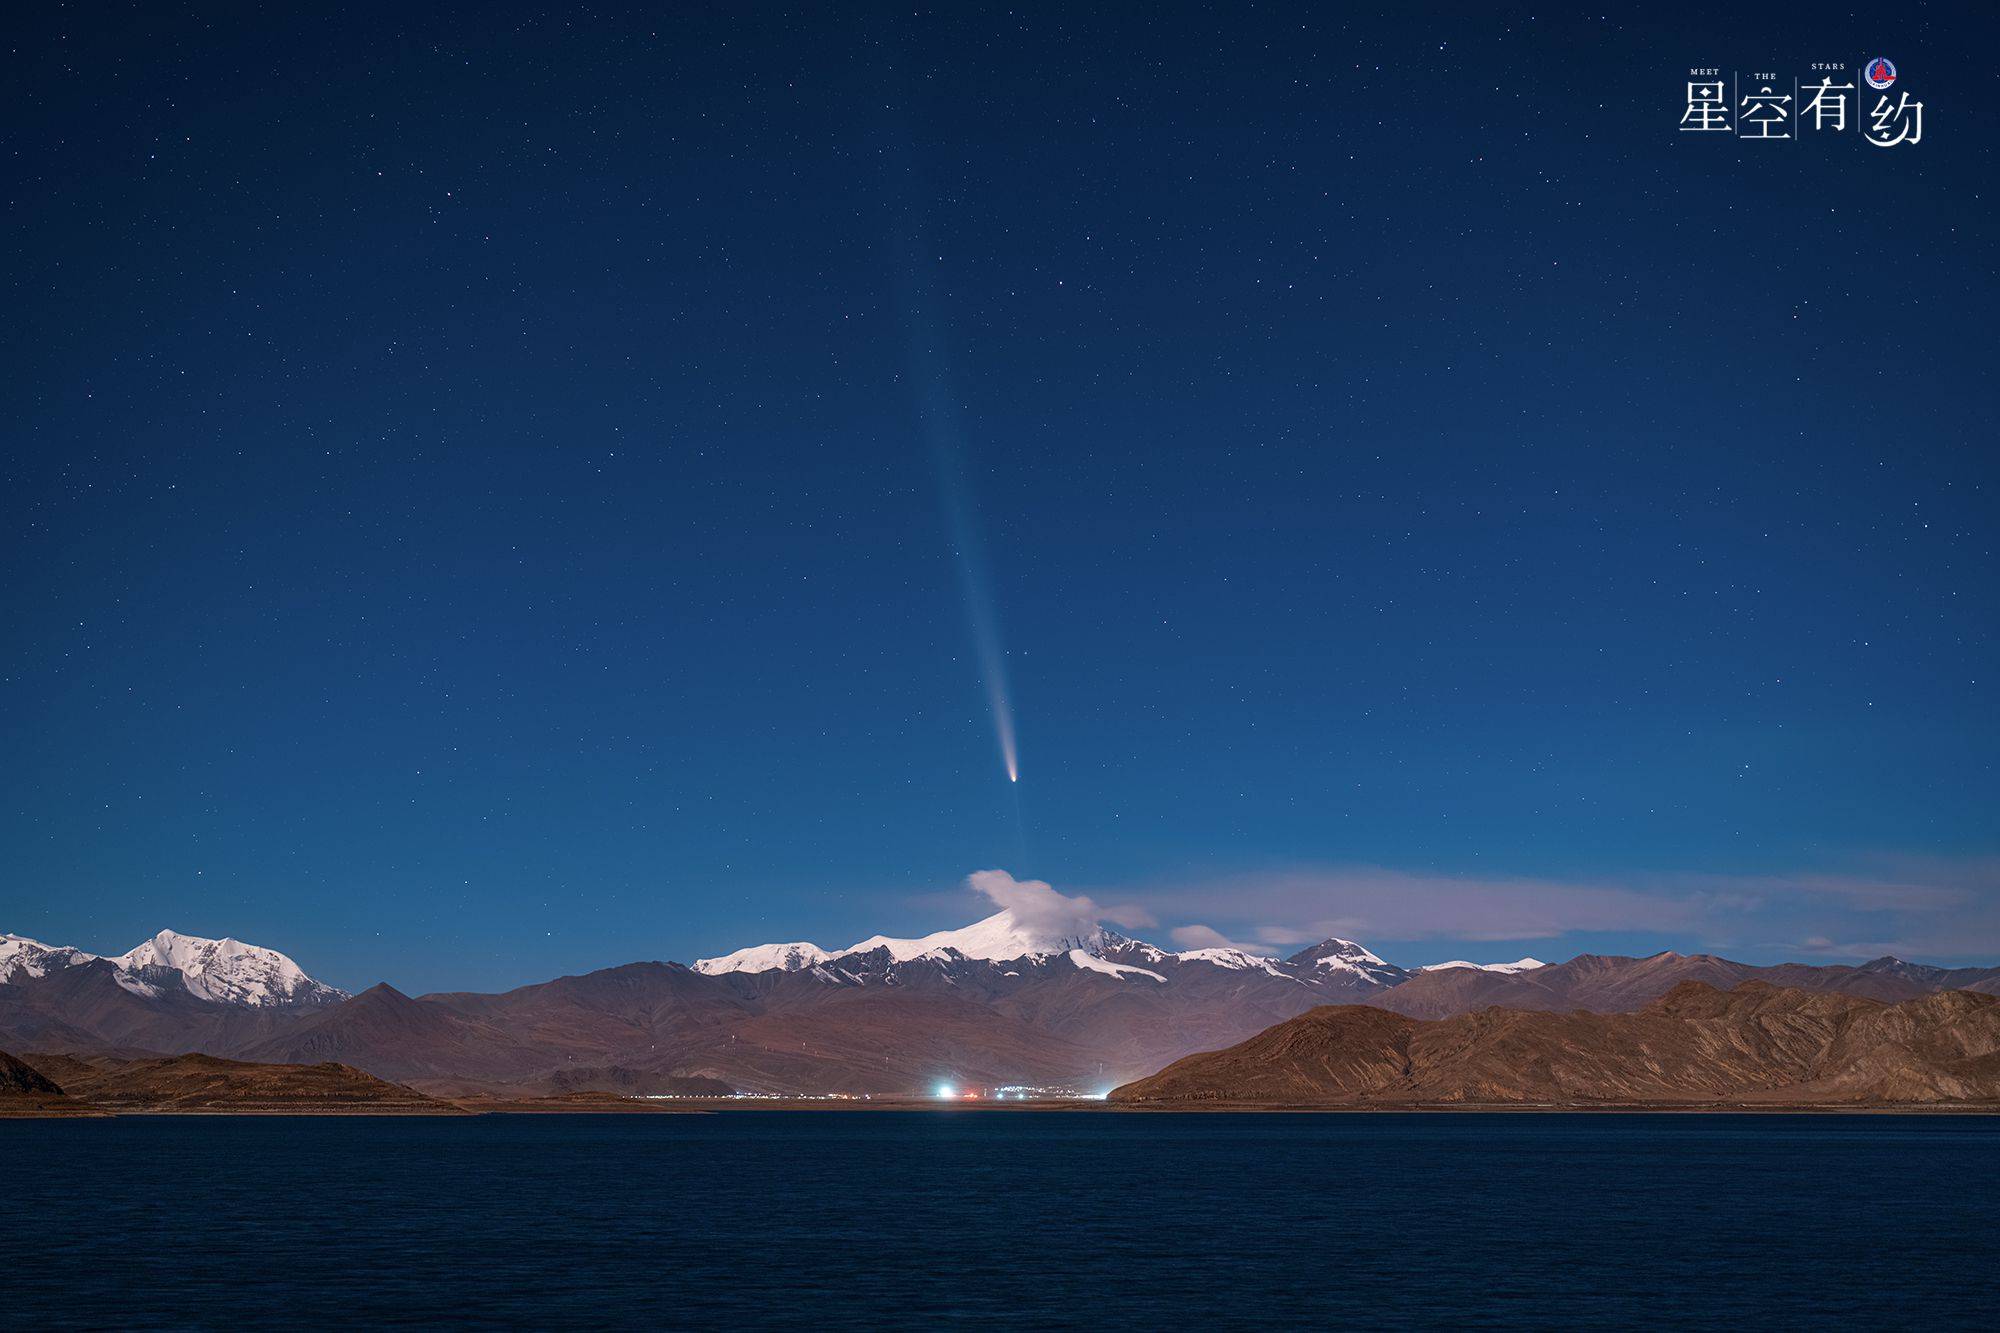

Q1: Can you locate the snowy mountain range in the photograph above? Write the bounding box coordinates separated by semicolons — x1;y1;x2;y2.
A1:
692;909;1117;975
6;904;1996;1099
0;930;345;1008
694;907;1543;990
696;910;1188;975
694;907;1415;992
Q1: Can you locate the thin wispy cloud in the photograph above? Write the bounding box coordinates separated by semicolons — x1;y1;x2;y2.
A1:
1110;857;2000;963
1167;924;1274;955
1133;867;1702;944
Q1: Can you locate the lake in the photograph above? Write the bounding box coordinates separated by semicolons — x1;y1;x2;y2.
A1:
5;1111;1997;1327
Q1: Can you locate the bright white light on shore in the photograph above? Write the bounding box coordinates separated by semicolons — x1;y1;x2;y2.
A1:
935;1082;956;1100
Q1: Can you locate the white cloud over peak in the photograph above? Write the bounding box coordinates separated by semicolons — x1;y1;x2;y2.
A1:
966;869;1155;937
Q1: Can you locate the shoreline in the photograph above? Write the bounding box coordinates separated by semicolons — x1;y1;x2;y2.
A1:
7;1097;2000;1119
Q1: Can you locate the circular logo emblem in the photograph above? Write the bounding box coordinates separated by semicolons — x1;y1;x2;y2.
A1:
1864;57;1897;90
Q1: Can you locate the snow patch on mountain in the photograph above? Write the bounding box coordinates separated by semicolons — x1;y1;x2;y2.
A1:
112;972;165;998
1067;949;1166;983
1419;958;1547;974
1172;947;1295;979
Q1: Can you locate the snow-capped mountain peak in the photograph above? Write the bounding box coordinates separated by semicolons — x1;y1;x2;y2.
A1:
702;908;1125;978
846;909;1112;965
115;929;344;1007
0;933;100;982
693;942;832;976
1295;936;1386;965
3;927;344;1006
1855;955;1945;982
1283;937;1409;985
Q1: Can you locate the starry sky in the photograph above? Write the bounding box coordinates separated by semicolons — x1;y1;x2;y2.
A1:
5;5;1996;992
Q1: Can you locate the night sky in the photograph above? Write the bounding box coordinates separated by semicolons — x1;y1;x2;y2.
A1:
6;5;1996;992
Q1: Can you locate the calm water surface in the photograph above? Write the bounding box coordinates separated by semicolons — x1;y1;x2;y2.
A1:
5;1111;1997;1328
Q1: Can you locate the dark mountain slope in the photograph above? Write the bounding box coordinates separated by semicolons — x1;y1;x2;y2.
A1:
1114;982;2000;1106
1371;952;2000;1021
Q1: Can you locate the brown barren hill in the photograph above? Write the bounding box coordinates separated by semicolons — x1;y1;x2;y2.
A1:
1096;1005;1418;1103
1;1047;104;1117
19;1050;461;1114
1112;982;2000;1108
233;982;538;1085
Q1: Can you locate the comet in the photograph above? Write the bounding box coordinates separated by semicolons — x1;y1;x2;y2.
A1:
934;396;1019;789
895;216;1021;790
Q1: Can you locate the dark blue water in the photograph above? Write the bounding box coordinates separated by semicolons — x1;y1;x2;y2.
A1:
5;1112;1997;1328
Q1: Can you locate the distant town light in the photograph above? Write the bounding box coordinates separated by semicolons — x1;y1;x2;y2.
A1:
934;1082;956;1100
